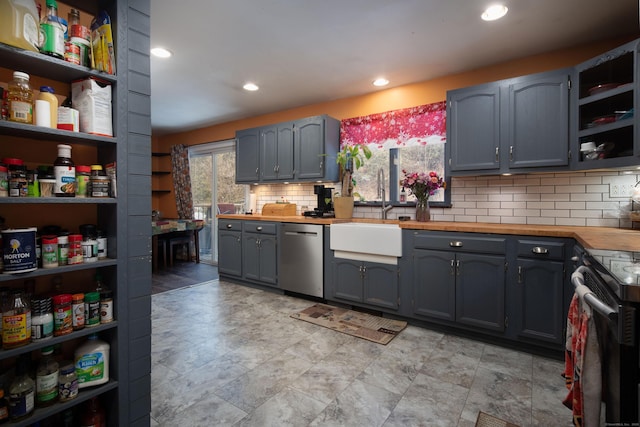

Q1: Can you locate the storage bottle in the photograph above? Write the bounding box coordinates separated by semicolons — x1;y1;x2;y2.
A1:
40;0;65;59
54;144;76;197
8;354;34;421
36;345;59;407
7;71;33;124
74;334;110;388
38;86;58;129
1;290;31;349
0;0;40;52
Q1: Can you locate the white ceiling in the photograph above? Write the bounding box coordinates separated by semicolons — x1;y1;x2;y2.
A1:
149;0;638;136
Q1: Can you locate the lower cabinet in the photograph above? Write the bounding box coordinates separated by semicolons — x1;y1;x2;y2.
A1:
330;258;399;310
242;221;278;286
218;220;243;277
413;249;506;332
510;238;568;346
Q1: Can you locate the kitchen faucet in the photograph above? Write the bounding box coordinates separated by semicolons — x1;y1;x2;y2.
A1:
377;168;393;220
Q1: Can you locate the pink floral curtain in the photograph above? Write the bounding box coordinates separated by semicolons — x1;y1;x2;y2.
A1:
340;101;446;149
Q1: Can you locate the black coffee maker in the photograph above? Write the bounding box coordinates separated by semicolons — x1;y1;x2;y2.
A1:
303;185;334;217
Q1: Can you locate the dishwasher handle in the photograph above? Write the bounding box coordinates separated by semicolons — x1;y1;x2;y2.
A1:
284;231;318;237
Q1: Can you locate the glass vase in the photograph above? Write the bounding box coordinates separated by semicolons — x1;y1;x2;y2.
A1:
415;198;430;222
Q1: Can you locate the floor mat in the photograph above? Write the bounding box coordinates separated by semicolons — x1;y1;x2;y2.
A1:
475;411;520;427
290;303;407;345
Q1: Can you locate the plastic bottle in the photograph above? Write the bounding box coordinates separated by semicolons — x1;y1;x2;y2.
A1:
38;86;58;129
54;144;76;197
0;0;40;52
1;290;31;349
8;354;35;421
40;0;65;59
8;71;33;124
31;297;54;341
58;362;78;402
74;334;110;388
72;293;85;330
36;346;59;407
76;165;91;197
84;292;100;327
57;232;69;265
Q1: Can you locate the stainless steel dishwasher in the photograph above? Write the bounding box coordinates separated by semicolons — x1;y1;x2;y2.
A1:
279;223;324;297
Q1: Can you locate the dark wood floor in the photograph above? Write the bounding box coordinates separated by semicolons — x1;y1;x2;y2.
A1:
152;261;219;295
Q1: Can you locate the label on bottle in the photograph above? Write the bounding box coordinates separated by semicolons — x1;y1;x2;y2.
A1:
2;313;29;345
9;388;34;419
9;100;32;123
54;165;76;195
75;352;105;384
40;22;65;57
36;371;59;402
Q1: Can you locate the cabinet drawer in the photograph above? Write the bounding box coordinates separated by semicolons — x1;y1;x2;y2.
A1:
517;239;565;260
218;220;242;231
413;232;506;254
243;221;277;234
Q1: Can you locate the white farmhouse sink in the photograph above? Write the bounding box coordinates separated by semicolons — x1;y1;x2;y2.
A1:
330;222;402;264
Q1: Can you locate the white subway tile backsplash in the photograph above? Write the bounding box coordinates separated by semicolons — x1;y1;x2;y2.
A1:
541;209;569;217
556;218;587;226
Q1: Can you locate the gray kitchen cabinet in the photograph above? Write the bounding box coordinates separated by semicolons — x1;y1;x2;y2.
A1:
261;123;294;181
510;238;568;347
447;81;501;173
236;127;261;183
448;69;571;175
218;220;243;277
573;38;638;169
410;232;507;333
242;221;278;286
330;258;399;310
0;1;151;425
235;115;339;184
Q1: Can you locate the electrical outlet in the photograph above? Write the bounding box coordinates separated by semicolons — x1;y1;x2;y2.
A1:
609;182;635;198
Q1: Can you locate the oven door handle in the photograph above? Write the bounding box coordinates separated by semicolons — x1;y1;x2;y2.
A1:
572;266;618;322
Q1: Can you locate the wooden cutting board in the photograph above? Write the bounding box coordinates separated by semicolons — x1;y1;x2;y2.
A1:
262;203;297;216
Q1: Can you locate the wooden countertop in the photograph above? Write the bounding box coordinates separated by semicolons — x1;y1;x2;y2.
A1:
217;214;640;251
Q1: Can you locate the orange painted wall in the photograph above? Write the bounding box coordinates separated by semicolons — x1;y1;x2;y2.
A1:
154;35;638;217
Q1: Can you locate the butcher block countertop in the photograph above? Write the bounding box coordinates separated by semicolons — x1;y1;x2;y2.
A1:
217;214;640;252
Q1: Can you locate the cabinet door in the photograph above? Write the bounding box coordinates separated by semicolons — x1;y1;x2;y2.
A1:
507;70;570;169
242;233;260;281
218;230;242;277
258;235;278;285
364;262;398;310
456;253;506;332
295;117;325;180
236;127;260;183
332;259;363;302
515;258;565;344
261;124;294;181
448;83;501;172
412;249;455;321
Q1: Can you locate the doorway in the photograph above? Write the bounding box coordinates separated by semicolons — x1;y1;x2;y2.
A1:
189;140;247;264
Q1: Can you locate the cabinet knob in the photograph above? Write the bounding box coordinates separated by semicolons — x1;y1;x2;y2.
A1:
495;147;499;162
509;145;514;161
226;224;232;229
531;246;548;254
256;226;263;232
449;241;463;247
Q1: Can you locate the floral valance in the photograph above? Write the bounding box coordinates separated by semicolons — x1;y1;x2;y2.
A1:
340;101;446;150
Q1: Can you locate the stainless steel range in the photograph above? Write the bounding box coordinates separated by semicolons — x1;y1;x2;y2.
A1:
572;247;640;424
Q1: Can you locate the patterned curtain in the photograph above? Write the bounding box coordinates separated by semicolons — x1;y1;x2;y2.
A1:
170;144;194;219
340;101;446;149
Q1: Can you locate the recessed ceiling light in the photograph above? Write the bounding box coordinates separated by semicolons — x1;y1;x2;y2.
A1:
243;82;259;91
150;47;172;58
481;4;508;21
373;78;389;87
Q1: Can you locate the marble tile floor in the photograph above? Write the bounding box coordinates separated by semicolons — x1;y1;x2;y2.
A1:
150;279;572;427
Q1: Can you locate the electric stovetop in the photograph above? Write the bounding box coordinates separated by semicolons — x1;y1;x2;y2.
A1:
585;248;640;302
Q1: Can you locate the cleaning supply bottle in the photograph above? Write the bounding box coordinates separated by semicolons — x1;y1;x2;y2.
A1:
74;334;109;388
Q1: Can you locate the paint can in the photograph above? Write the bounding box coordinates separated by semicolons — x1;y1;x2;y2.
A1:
1;228;37;273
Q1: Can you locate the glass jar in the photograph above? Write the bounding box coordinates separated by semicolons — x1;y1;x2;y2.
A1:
90;175;110;198
57;232;69;266
54;144;75;197
52;294;72;336
75;165;90;197
7;71;33;124
0;164;8;197
41;235;58;269
84;292;100;327
68;234;83;265
6;158;27;198
58;362;78;402
99;290;113;323
9;355;34;421
36;346;59;407
31;297;53;342
72;293;85;330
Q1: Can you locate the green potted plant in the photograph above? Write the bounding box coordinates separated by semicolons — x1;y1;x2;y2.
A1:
333;144;371;218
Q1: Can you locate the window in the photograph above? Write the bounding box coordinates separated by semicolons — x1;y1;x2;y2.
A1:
341;101;449;206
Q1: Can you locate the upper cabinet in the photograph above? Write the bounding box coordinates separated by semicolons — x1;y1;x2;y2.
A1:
235;115;340;184
448;69;571;175
573;39;638;169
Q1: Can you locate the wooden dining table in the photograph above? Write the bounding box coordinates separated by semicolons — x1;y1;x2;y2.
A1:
152;219;204;271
